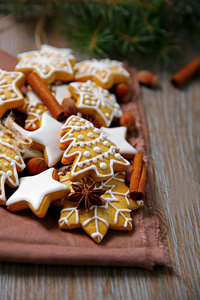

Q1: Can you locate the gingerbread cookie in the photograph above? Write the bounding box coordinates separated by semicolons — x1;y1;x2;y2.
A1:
59;172;144;243
68;80;122;127
6;168;70;218
73;58;130;89
100;126;137;159
28;112;64;167
17;83;70;131
60;116;130;182
15;45;76;85
0;69;25;118
0;130;26;205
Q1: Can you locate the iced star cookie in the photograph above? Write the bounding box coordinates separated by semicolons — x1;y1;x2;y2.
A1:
60;116;130;182
15;45;76;85
73;59;130;89
0;130;26;205
100;126;137;159
0;69;25;118
17;83;70;131
6;168;70;218
59;172;144;243
28;112;64;167
68;80;122;127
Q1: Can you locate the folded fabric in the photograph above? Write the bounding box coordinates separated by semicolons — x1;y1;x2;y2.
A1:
0;50;170;268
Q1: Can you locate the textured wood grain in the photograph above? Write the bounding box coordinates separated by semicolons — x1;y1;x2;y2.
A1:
0;17;199;300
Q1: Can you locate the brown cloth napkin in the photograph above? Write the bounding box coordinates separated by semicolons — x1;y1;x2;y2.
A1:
0;50;170;268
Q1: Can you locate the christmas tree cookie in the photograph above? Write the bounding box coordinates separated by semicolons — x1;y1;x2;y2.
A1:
60;116;130;182
0;130;26;205
68;80;122;127
59;172;144;243
73;58;130;89
15;45;76;85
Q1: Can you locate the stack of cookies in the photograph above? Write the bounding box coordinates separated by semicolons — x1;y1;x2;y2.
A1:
0;45;145;243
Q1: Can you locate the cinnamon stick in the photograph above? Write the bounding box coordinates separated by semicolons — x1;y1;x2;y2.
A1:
26;72;67;121
129;153;146;200
171;57;200;88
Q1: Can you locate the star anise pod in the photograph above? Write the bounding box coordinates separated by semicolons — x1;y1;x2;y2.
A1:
66;181;105;212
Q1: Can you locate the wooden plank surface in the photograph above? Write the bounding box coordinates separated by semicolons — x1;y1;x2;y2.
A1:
0;17;199;300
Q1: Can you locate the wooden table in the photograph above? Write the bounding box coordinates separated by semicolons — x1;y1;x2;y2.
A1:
0;17;199;300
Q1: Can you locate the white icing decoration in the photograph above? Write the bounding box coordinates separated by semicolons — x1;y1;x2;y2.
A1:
87;132;94;138
115;153;122;160
99;162;107;169
78;134;84;140
93;147;101;153
103;141;109;146
84;151;91;157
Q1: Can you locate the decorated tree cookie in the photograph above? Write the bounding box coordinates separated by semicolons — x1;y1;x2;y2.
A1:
0;130;26;205
60;116;130;182
58;172;144;243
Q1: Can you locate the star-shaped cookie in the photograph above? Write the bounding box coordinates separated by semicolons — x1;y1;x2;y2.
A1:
100;126;137;159
28;112;63;167
68;80;122;127
15;45;76;85
74;58;130;89
0;69;25;118
6;168;70;218
58;172;144;243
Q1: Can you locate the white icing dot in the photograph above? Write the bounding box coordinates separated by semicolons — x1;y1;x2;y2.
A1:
84;151;90;157
85;161;90;166
10;74;16;79
0;79;7;85
72;117;77;121
1;95;6;100
105;113;110;118
93;128;101;134
93;158;97;163
78;134;84;140
8;87;13;91
78;162;83;168
30;108;34;112
75;122;80;126
68;121;73;125
91;101;96;105
68;133;74;137
4;163;8;167
80;118;85;122
0;89;3;93
87;132;94;138
85;100;90;104
12;93;16;98
80;143;85;147
93;147;101;153
37;109;42;114
99;162;107;169
103;140;109;146
6;139;10;143
115;153;122;160
104;153;109;158
15;156;20;161
74;126;81;131
7;170;12;176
